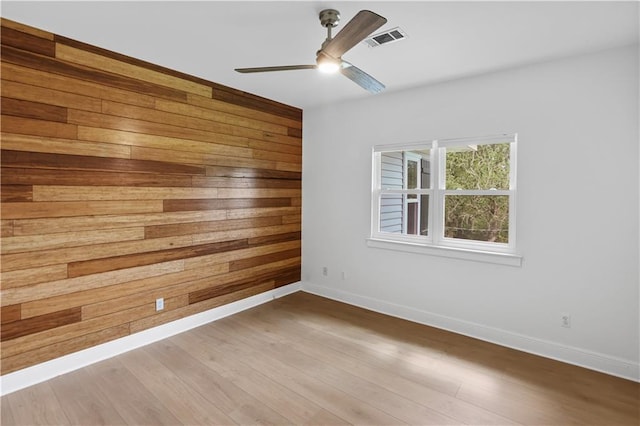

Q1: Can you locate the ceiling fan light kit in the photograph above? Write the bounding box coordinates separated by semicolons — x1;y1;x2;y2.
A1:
235;9;388;94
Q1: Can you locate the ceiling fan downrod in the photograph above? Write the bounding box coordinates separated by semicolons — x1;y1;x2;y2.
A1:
319;9;340;46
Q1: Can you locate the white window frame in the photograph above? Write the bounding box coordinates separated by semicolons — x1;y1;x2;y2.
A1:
402;151;423;235
370;134;521;266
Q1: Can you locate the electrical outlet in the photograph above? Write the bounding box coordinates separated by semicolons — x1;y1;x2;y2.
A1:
561;313;571;328
155;298;164;311
322;266;328;276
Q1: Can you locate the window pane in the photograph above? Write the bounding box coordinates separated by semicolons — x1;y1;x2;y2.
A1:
444;195;509;243
379;194;429;236
407;159;418;189
379;149;431;190
445;143;510;190
379;194;404;233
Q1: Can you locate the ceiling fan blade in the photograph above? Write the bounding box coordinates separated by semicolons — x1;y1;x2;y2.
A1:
235;65;317;73
340;61;385;94
323;10;387;58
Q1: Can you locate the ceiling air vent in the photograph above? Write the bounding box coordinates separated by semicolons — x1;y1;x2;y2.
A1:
364;27;407;47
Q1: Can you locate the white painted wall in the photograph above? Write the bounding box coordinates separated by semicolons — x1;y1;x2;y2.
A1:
302;45;639;380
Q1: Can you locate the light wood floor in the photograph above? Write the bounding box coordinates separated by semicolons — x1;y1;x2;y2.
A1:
1;291;638;425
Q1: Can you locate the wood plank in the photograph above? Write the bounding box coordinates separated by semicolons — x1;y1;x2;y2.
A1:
1;307;81;341
56;43;212;97
1;133;131;159
0;264;68;290
223;315;458;425
252;149;302;165
2;167;192;188
81;279;207;320
217;188;301;199
21;264;227;319
12;210;226;236
1;62;156;109
67;238;248;278
101;100;296;145
68;109;252;148
170;330;330;425
1;303;151;359
54;34;218;89
153;98;289;135
276;161;302;172
211;86;302;121
192;223;301;246
1;381;70;425
1;305;21;324
1;260;185;306
49;369;128;425
32;185;218;202
0;26;55;56
163;197;291;212
246;231;301;246
1;227;145;254
282;214;301;224
130;146;276;170
1;115;77;139
129;281;275;334
82;356;183;425
182;239;301;272
1;149;204;175
77;126;252;156
1;219;14;237
188;276;276;305
186;92;302;130
192;175;301;189
274;266;301;287
144;216;281;239
229;248;301;272
205;165;301;180
1;97;67;122
117;345;237;425
140;336;285;422
1;185;32;202
1;324;130;375
1;200;163;219
1;18;54;40
1;235;193;272
288;127;303;138
1;45;187;102
1;77;102;112
248;138;302;155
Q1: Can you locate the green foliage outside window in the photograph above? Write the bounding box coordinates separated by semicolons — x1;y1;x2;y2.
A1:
444;144;510;243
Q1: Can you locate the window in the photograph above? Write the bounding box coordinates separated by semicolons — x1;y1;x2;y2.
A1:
371;134;518;258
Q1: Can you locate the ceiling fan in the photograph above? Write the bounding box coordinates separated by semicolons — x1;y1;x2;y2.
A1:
235;9;388;94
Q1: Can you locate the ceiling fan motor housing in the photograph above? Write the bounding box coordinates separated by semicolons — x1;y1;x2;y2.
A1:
319;9;340;28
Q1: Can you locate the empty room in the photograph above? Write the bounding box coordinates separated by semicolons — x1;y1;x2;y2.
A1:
0;1;638;425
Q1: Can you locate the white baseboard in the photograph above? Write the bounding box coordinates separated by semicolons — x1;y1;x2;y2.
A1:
0;282;301;396
302;282;640;382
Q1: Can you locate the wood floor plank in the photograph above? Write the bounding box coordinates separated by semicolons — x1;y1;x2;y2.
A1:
1;292;638;425
199;323;407;425
142;339;290;423
49;368;129;425
83;356;183;425
118;345;238;425
216;314;459;425
169;331;327;424
1;381;69;425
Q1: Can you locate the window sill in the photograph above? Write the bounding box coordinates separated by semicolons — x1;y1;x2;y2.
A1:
366;238;522;267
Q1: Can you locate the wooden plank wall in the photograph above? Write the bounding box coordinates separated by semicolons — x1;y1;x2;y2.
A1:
0;18;302;375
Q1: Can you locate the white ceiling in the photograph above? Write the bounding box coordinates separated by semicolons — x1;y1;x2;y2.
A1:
3;1;638;109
